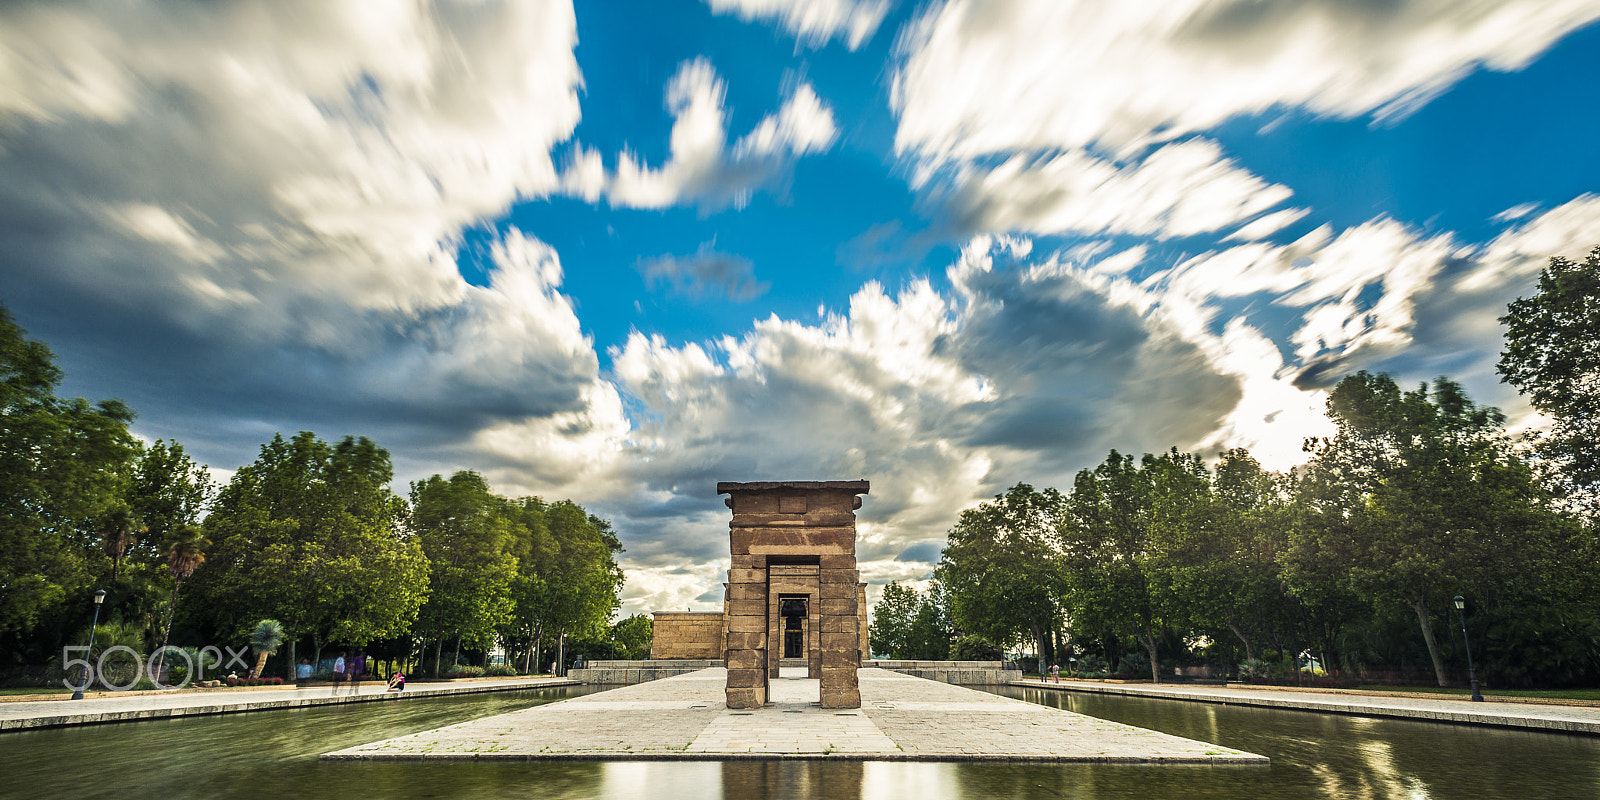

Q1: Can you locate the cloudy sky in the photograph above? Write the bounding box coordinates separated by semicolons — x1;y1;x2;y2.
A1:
4;0;1600;617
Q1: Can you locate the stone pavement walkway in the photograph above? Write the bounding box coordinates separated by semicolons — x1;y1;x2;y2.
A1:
0;677;579;732
1013;678;1600;735
322;667;1266;763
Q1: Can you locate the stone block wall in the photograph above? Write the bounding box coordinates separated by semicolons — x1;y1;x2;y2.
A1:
649;611;726;660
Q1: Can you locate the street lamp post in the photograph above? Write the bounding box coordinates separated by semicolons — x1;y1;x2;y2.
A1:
1453;595;1484;702
71;589;108;700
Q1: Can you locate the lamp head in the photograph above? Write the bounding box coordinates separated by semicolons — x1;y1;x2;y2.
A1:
93;589;107;605
1453;595;1465;612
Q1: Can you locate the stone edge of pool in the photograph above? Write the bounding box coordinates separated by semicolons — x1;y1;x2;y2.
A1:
0;678;581;732
1013;679;1600;736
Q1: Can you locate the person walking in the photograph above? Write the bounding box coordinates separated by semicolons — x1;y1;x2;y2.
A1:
1049;663;1060;683
332;652;347;694
350;650;365;693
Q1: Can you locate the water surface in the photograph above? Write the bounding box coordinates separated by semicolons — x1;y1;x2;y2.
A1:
2;683;1595;799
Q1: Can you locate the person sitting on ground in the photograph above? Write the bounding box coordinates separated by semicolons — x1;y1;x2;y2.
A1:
387;671;405;692
296;658;312;680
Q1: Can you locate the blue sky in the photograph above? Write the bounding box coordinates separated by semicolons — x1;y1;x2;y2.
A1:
3;0;1600;615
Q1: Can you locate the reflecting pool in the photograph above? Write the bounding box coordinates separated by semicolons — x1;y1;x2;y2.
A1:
1;683;1595;799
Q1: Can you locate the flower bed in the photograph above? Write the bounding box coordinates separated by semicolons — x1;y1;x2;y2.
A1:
222;676;286;687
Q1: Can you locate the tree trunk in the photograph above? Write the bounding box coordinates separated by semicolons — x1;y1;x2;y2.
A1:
1143;634;1161;684
433;639;443;676
313;637;325;677
155;579;182;680
1412;596;1449;687
523;625;534;673
286;639;296;682
1226;621;1255;663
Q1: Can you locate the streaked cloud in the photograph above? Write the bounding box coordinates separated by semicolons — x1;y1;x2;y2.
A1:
562;58;837;211
893;0;1600;158
638;243;771;302
704;0;894;50
927;139;1294;239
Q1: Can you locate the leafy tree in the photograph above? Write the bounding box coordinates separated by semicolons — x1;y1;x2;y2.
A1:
0;305;139;645
126;439;211;566
611;614;653;660
1499;245;1600;508
937;484;1067;665
192;432;428;677
98;505;143;583
410;471;518;673
153;523;207;676
870;582;921;659
250;619;285;678
1060;450;1209;683
1296;372;1561;686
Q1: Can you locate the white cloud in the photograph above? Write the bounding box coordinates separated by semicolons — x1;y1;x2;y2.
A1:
591;237;1241;570
704;0;894;50
0;0;582;333
0;0;629;488
893;0;1600;159
565;58;838;211
932;138;1293;239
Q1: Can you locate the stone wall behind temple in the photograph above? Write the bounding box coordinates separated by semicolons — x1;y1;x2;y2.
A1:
649;611;725;659
648;592;869;662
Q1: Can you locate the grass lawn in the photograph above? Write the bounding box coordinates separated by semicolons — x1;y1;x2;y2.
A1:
0;687;71;697
1355;685;1600;702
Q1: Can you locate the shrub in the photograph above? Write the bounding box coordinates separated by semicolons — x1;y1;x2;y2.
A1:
1118;650;1150;678
442;665;484;679
222;676;285;687
483;664;518;677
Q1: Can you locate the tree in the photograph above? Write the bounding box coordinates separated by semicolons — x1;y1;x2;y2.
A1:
937;484;1067;666
192;432;428;677
99;505;143;583
1297;372;1560;686
870;582;921;659
611;614;653;660
410;471;517;674
1060;450;1207;683
0;305;139;644
250;619;285;678
126;439;211;566
1499;245;1600;509
153;523;207;677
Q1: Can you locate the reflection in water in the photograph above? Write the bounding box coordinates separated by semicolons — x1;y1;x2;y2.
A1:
0;684;1596;799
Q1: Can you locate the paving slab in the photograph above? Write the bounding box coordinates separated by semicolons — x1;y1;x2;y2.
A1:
0;677;579;732
1014;678;1600;735
322;667;1266;763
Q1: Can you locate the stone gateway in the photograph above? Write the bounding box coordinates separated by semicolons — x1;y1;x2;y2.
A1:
718;480;869;709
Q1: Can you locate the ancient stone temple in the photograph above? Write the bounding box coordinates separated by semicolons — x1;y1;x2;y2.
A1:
719;480;869;709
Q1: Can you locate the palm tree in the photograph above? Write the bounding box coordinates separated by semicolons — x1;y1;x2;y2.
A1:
100;506;144;582
154;524;207;680
250;619;286;679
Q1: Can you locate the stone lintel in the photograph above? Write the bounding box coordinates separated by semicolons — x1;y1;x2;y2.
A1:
717;480;870;494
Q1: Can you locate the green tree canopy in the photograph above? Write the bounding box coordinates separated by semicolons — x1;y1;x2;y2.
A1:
0;305;139;643
1500;245;1600;509
192;432;428;676
1294;372;1564;686
937;483;1067;665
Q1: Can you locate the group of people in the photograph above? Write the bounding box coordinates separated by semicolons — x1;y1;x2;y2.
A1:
287;651;405;693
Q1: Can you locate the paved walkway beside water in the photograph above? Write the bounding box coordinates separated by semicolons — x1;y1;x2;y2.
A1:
0;677;579;732
322;667;1266;763
1013;678;1600;735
